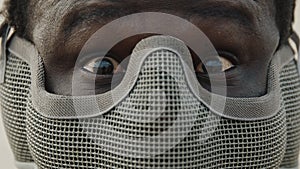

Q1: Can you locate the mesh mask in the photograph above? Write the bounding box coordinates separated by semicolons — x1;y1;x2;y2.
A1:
1;25;300;169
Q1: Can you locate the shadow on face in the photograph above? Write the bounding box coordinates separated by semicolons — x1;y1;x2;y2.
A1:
28;0;280;97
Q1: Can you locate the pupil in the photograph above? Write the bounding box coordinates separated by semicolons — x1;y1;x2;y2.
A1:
95;59;114;75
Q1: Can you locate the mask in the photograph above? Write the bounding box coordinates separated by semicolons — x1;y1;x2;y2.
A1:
1;18;300;169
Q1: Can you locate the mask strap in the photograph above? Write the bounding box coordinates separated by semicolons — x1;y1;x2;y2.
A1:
289;32;300;75
291;32;299;51
0;14;15;84
0;15;9;84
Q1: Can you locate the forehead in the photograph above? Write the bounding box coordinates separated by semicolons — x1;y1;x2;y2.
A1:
28;0;277;58
29;0;275;36
30;0;275;23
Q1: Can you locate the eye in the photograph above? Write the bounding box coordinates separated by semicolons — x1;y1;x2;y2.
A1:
196;55;235;74
82;56;125;75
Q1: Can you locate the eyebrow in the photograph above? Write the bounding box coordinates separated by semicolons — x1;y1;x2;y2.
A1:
189;0;257;29
61;0;256;36
60;3;128;36
191;6;253;27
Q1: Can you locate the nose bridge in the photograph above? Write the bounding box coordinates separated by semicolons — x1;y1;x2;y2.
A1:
132;36;195;70
131;48;188;123
143;49;186;85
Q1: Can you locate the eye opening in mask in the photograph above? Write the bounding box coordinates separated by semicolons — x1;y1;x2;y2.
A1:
191;49;238;91
75;34;159;95
194;51;237;75
78;52;128;95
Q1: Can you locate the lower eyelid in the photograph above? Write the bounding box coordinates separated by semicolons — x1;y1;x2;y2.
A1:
95;73;125;83
80;68;112;79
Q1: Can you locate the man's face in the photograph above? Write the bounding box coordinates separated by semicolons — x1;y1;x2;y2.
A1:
26;0;280;97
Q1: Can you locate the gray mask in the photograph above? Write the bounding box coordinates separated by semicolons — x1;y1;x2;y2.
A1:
1;16;300;169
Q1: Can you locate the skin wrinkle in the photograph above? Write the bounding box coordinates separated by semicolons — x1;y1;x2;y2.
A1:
26;0;280;97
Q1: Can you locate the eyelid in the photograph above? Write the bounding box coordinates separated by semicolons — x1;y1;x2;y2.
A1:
78;52;117;67
217;50;239;65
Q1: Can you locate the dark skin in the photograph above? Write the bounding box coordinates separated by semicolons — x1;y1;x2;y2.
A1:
25;0;280;97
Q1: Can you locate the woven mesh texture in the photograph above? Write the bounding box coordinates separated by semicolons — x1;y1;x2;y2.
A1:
0;54;33;162
26;50;288;169
279;60;300;168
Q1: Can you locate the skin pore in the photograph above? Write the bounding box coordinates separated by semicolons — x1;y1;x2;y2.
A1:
25;0;280;97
